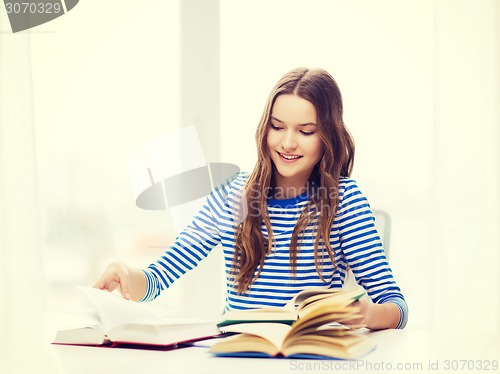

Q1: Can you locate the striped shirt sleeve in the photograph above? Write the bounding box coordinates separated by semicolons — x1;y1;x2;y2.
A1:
338;179;408;329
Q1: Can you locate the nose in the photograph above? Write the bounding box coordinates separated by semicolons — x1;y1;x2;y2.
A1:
281;130;297;151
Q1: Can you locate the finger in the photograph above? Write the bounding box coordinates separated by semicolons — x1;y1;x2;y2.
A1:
93;267;120;292
116;266;131;300
93;275;111;290
105;280;119;293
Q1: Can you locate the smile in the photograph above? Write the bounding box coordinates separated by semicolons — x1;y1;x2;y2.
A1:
277;151;303;161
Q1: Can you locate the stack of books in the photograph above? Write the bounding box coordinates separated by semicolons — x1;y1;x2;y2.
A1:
210;286;376;359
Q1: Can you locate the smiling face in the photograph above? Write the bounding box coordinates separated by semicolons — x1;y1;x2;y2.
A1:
266;94;323;197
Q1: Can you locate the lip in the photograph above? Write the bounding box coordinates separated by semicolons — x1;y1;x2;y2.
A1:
277;151;303;163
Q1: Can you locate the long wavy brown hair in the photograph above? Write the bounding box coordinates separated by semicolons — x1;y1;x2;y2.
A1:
232;67;355;294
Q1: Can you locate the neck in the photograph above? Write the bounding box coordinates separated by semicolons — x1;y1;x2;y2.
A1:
272;175;309;199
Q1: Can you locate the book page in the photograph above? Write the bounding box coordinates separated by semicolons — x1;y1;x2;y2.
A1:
221;322;291;350
76;286;162;331
52;308;101;330
218;307;297;327
295;286;365;311
285;285;364;309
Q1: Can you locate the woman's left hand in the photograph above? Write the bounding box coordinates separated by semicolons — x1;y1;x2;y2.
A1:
347;297;401;330
349;297;374;327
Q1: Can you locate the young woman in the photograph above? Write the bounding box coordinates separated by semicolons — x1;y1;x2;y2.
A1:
94;67;408;330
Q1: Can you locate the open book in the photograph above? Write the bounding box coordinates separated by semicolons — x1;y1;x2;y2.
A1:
217;286;365;327
210;286;374;359
52;286;220;349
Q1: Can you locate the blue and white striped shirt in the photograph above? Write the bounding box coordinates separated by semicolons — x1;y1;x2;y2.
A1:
141;173;408;329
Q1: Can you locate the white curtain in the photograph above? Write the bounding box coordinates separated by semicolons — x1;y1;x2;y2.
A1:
0;15;57;374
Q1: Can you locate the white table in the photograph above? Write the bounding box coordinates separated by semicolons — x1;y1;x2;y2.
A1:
48;329;500;374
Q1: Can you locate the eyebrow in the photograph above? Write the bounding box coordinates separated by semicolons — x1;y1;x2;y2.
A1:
270;116;317;127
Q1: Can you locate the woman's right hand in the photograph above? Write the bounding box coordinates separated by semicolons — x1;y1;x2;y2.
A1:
93;261;135;300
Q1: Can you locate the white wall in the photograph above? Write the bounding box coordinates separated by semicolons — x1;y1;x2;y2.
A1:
432;0;499;331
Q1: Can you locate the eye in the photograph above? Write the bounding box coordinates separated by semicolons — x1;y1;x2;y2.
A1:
270;123;284;131
300;130;315;136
